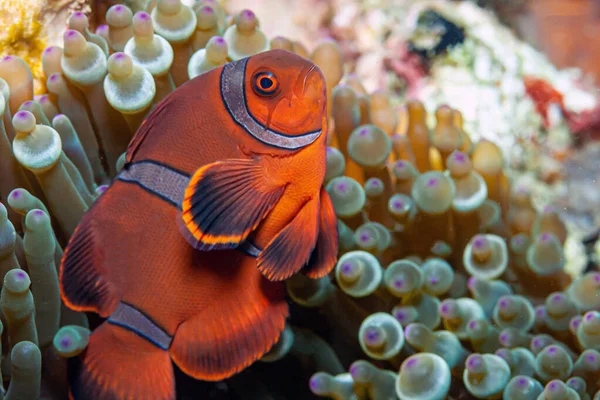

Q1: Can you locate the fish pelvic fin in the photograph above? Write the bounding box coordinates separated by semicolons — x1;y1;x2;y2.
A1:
303;187;339;279
257;195;320;281
180;159;285;250
68;322;175;400
170;272;288;381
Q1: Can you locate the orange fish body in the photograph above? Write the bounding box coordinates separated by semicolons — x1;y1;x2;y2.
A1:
59;50;338;400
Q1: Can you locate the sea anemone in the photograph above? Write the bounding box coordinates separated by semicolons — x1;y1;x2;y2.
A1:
0;1;597;399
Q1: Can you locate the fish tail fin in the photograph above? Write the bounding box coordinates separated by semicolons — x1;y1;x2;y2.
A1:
68;322;175;400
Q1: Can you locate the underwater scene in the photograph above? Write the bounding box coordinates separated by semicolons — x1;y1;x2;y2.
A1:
0;0;599;399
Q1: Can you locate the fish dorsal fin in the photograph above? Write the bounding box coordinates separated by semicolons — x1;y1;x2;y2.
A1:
60;208;121;317
257;195;320;281
125;96;173;164
180;158;286;250
303;187;339;279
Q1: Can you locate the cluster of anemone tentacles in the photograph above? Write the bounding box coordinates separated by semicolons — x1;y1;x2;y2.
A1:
275;79;600;399
0;0;597;399
272;77;600;398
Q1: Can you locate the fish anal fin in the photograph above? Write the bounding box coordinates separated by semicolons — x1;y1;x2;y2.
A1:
69;322;175;400
170;275;288;380
59;214;121;317
257;196;320;281
304;188;339;279
180;159;285;250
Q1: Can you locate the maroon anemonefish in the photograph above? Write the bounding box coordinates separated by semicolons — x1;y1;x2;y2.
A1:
59;49;338;400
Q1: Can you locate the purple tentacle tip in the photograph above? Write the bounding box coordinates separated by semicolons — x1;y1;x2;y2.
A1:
335;182;348;194
586;353;596;363
16;271;26;280
349;364;358;376
467;356;482;369
10;190;21;199
60;336;72;348
73;11;84;17
2;55;14;61
358;128;368;137
453;152;466;162
532;338;542;348
517;377;528;387
499;298;509;309
536;307;546;317
426;178;438;187
364;328;380;343
429;276;439;285
393;279;404;289
15;111;29;119
405;358;418;369
468;320;478;330
114;5;124;12
66;30;78;38
395;311;405;321
309;377;321;392
44;47;54;54
242;10;254;18
34;210;45;216
547;346;557;354
440;303;450;315
203;6;214;14
540;232;551;242
392;200;403;209
340;262;352;275
359;232;371;243
395;160;405;168
593;273;600;283
585;312;596;321
467;277;476;290
548;381;558;392
499;334;508;343
551;294;562;303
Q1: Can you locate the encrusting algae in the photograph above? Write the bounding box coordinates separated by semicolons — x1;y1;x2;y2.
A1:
0;0;597;399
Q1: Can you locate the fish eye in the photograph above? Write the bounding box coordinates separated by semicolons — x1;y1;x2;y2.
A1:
251;70;279;97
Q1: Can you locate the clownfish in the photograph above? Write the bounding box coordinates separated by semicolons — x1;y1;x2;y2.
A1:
59;49;338;400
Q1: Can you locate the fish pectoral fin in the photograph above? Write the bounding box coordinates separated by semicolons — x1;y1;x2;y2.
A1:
170;273;288;381
180;159;286;250
257;196;320;281
303;188;339;279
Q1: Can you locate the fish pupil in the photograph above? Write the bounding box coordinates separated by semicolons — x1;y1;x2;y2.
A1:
260;77;273;89
251;70;279;96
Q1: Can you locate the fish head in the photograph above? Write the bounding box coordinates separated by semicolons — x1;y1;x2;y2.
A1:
243;49;327;138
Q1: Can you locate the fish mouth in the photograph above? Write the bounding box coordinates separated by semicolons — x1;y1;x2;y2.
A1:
265;65;326;134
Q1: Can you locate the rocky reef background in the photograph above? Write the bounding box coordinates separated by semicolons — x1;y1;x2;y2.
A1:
0;0;599;399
